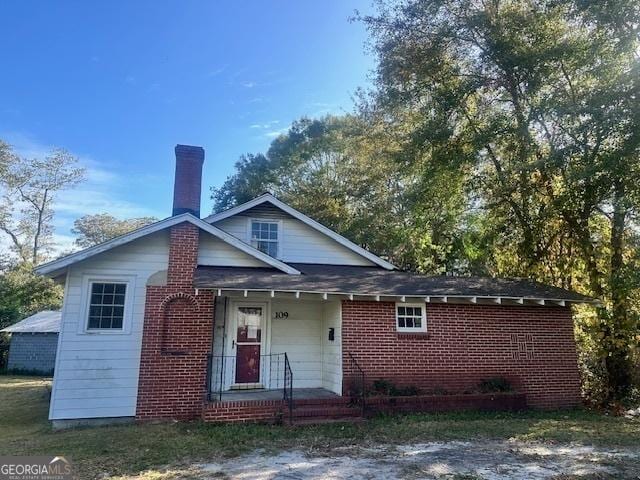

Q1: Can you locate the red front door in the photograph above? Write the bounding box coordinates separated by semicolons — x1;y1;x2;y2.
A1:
234;306;263;384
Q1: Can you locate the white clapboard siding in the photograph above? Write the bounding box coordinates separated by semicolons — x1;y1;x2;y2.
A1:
57;349;141;361
54;387;138;400
198;234;269;267
322;302;342;394
270;300;323;389
53;406;138;419
52;376;140;390
49;230;170;420
213;216;375;266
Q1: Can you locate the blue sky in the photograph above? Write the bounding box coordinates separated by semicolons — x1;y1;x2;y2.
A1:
0;1;375;250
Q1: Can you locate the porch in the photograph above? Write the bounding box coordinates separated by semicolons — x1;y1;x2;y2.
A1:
208;296;344;397
215;387;340;403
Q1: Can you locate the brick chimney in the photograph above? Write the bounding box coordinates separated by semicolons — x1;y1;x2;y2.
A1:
136;144;214;421
172;144;204;217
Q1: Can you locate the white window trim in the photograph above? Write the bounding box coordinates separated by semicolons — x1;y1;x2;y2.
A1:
78;274;136;335
395;302;427;333
246;218;283;260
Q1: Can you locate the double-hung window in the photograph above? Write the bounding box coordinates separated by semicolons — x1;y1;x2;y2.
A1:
250;220;279;258
87;282;127;330
396;303;427;333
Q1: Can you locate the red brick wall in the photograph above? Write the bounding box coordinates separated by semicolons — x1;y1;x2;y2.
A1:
172;145;204;217
136;222;214;420
166;222;199;287
342;301;581;409
201;400;284;423
366;392;527;414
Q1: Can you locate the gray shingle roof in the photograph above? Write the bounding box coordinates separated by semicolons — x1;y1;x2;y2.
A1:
194;264;593;302
1;310;61;333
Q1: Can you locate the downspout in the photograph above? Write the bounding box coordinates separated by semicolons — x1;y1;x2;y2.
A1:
206;295;217;403
218;296;228;402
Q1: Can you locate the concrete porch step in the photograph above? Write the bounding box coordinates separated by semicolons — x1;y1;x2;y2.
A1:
292;397;351;408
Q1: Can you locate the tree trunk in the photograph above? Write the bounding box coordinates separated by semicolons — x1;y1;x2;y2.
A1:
605;179;632;403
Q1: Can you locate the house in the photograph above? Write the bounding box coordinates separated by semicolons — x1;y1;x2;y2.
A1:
1;310;61;375
35;145;593;426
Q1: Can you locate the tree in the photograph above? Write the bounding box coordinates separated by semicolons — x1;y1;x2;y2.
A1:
358;0;640;403
212;116;478;274
212;0;640;404
213;116;410;266
0;264;63;368
0;140;85;264
71;214;158;248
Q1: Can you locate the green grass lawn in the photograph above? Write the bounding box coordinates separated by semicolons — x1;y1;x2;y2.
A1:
1;375;638;479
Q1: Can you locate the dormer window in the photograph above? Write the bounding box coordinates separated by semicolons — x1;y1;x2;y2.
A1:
250;220;279;257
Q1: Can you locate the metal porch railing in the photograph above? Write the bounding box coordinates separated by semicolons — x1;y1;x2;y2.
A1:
283;353;293;423
206;353;293;416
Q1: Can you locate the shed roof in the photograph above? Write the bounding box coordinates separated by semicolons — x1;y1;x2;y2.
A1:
194;263;594;304
1;310;61;333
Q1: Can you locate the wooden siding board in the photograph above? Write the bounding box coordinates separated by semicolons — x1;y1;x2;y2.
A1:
49;230;170;420
270;300;323;389
198;235;268;267
322;302;342;394
213;216;375;266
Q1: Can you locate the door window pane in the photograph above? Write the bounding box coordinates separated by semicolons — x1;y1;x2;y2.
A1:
237;307;262;342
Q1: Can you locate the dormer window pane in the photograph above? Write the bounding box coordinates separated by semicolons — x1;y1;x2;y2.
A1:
251;220;279;258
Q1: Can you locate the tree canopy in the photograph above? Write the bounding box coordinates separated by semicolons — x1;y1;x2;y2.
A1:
0;141;85;265
71;213;158;248
212;0;640;404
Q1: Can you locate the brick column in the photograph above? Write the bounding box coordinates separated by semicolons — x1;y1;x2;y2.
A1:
136;223;215;420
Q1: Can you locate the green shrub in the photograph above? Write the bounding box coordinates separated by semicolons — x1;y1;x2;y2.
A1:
478;377;512;393
0;367;53;377
372;379;420;396
372;379;394;395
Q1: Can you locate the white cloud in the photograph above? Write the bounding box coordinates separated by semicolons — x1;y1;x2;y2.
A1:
52;232;77;255
264;127;289;139
306;101;343;117
249;120;280;130
206;65;228;78
54;187;158;219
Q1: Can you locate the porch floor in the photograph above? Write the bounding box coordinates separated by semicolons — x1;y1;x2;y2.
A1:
214;387;339;403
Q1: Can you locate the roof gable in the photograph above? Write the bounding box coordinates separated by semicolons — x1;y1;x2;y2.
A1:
35;214;300;277
204;193;396;270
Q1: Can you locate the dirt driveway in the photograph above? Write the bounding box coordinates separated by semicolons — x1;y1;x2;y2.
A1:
190;440;639;480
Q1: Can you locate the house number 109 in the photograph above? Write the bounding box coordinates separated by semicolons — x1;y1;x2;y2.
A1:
274;312;289;319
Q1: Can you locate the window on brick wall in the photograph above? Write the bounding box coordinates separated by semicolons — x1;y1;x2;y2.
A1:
395;303;427;332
